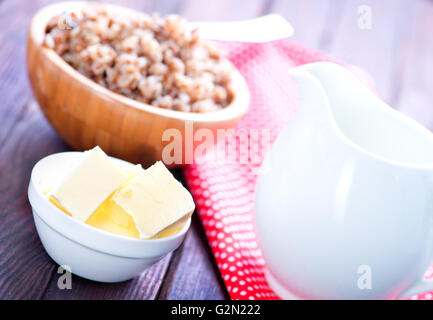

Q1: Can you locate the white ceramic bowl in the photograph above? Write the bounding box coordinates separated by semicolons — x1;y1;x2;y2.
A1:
28;152;191;283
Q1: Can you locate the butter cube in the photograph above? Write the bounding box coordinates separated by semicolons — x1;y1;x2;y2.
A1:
113;161;195;239
52;146;128;221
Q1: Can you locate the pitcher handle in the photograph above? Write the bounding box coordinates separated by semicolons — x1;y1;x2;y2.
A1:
398;277;433;299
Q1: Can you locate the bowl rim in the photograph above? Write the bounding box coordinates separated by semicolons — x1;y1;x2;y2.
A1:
28;1;250;124
28;151;192;258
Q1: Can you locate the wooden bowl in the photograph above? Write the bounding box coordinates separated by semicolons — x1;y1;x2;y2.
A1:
26;1;250;167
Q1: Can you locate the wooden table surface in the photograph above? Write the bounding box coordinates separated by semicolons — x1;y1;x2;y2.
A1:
1;0;432;300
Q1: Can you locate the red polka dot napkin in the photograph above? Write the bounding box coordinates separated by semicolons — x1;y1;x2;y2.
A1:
183;39;433;300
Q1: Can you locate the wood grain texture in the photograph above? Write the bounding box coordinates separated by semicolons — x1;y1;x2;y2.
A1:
0;0;64;300
158;214;229;300
104;0;184;14
269;0;333;49
0;99;68;299
324;0;416;103
393;0;433;130
0;0;50;146
179;0;270;21
42;254;173;299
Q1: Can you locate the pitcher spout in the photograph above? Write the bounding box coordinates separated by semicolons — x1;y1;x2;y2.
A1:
290;62;433;168
289;65;334;125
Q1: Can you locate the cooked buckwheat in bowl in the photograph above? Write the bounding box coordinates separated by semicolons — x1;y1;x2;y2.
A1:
27;2;250;166
44;5;234;113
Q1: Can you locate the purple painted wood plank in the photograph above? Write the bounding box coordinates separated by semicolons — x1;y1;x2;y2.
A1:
0;0;66;300
158;215;229;300
0;0;53;147
43;254;173;300
101;0;183;14
325;0;416;103
393;0;433;130
0;100;68;299
179;0;269;21
269;0;332;49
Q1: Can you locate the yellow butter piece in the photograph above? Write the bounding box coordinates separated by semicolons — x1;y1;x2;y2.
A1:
48;149;191;239
86;197;140;238
123;164;145;181
113;161;195;239
52;146;128;221
151;214;190;239
49;195;71;216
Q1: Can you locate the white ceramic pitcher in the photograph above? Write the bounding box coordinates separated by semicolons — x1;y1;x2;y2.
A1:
255;62;433;299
